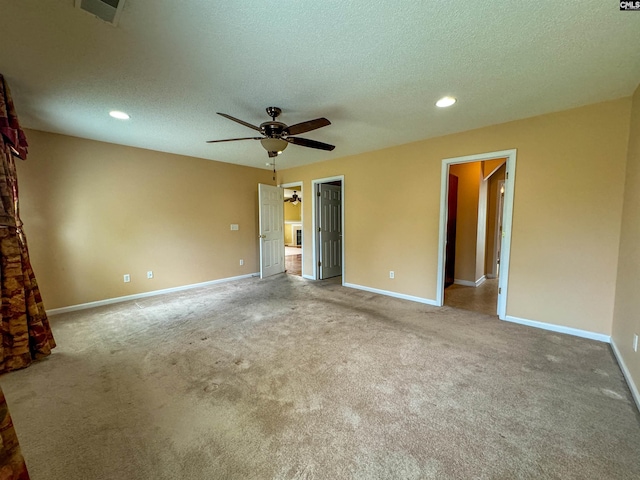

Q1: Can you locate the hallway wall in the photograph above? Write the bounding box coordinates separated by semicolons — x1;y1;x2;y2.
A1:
612;84;640;399
449;162;482;284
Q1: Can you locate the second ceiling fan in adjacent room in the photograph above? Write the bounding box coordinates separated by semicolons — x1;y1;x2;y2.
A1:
284;191;302;205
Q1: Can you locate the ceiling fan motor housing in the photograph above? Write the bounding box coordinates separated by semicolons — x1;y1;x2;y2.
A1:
260;121;286;137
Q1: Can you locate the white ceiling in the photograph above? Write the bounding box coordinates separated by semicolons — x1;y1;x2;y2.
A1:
1;1;639;169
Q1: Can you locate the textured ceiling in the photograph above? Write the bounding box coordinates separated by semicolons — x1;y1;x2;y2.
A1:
1;0;639;169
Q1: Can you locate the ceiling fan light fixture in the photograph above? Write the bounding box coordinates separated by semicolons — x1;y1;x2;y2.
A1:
436;96;457;108
260;137;288;153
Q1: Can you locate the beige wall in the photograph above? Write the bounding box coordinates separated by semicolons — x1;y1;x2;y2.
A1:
284;201;301;222
279;98;631;335
612;84;640;393
449;162;482;283
17;130;273;309
284;198;302;245
284;225;292;246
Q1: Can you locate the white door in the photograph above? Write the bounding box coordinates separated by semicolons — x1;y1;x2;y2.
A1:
258;184;284;278
318;183;342;279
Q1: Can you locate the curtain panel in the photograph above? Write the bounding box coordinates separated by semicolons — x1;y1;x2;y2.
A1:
0;385;30;479
0;74;55;374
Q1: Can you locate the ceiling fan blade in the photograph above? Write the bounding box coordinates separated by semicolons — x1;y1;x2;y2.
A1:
285;136;335;151
217;112;262;132
206;137;262;143
284;118;331;136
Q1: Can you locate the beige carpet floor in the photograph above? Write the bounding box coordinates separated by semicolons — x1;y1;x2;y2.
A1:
2;274;639;479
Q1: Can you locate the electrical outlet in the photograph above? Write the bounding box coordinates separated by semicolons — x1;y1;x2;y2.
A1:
239;259;244;266
147;271;153;279
123;274;130;283
389;271;395;279
634;334;638;353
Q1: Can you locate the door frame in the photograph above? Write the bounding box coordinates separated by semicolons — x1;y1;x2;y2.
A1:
436;149;517;319
487;178;506;279
280;181;304;275
311;175;345;282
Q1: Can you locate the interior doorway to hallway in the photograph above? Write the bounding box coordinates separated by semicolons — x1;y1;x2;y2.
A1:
436;150;517;320
312;176;344;281
281;182;303;277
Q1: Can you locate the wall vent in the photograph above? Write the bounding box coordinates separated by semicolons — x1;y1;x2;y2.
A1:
75;0;126;26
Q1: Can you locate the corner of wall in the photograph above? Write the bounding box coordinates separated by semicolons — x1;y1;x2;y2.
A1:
610;83;640;411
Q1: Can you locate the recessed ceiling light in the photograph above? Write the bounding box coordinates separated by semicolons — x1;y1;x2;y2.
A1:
109;110;130;120
436;96;456;108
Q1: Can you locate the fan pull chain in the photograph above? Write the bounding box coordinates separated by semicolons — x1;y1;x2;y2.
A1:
272;157;276;181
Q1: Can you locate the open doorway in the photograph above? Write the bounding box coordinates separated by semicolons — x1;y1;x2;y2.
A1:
312;176;344;281
436;150;516;319
281;182;303;277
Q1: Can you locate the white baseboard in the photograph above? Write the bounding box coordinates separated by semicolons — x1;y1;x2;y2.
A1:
503;315;611;343
453;279;476;287
454;276;487;287
343;282;438;306
302;274;315;280
610;339;640;413
47;273;259;316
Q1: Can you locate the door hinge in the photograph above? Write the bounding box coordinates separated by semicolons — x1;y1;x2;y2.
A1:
498;287;502;294
317;191;321;197
318;261;322;267
318;227;321;232
506;171;509;179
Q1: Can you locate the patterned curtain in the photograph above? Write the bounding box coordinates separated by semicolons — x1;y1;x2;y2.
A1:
0;74;55;374
0;385;29;479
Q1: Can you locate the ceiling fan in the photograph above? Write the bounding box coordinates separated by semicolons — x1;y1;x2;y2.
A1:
207;107;335;158
284;191;302;205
